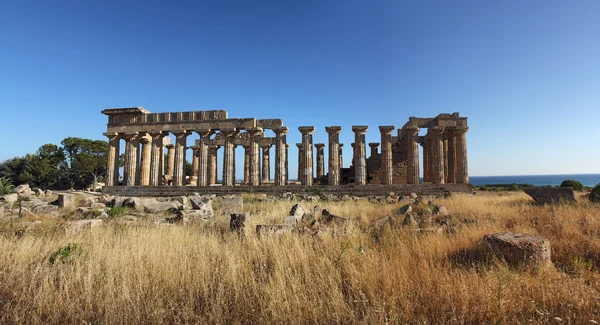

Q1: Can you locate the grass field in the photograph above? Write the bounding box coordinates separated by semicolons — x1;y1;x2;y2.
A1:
0;192;599;324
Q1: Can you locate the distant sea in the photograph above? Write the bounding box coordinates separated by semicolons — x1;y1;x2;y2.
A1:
467;174;600;187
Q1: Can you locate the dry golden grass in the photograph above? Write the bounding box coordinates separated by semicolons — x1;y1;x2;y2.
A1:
1;192;600;324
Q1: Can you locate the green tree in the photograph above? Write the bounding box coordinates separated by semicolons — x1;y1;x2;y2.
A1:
560;180;584;192
61;137;108;190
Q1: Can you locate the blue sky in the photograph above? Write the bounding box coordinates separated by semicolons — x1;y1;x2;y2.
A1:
1;0;598;177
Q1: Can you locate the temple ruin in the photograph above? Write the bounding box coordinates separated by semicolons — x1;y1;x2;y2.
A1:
102;108;470;196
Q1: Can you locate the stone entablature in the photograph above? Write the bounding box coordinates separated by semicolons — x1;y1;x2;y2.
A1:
102;108;469;189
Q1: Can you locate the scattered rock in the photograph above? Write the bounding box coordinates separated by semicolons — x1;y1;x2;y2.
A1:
283;215;297;226
484;232;552;270
58;193;76;209
398;204;413;215
189;195;213;211
45;190;53;197
524;187;576;204
15;184;32;196
289;203;307;221
172;209;213;224
321;209;349;224
121;197;182;213
175;196;192;210
433;205;449;216
90;203;106;210
65;219;103;236
340;194;352;201
34;189;45;197
32;204;58;215
256;224;293;237
3;193;18;204
230;213;248;236
221;195;243;214
410;192;418;199
280;192;294;200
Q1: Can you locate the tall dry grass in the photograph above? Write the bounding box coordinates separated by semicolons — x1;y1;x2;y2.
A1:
0;192;599;324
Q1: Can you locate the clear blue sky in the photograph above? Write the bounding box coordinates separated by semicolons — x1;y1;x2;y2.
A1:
1;0;598;178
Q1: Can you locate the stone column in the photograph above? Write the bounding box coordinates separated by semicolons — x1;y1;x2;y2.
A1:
196;129;212;187
105;133;120;186
172;131;190;186
296;143;302;181
221;129;237;186
123;133;140;186
315;143;325;179
191;148;199;177
149;132;166;186
352;126;368;185
429;126;445;184
243;145;250;184
261;144;272;183
443;134;449;183
233;145;237;184
351;143;355;167
208;145;219;185
285;143;290;184
248;127;263;186
166;144;175;181
405;126;420;184
338;143;343;169
159;137;169;183
446;131;456;183
420;141;428;182
326;126;341;185
454;126;469;184
298;126;315;186
274;127;289;186
368;143;379;157
379;126;395;185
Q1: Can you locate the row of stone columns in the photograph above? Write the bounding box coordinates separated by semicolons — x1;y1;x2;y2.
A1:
105;127;290;187
421;126;469;184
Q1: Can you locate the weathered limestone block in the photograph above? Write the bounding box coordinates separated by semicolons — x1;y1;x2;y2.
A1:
3;193;18;205
283;215;297;226
34;189;45;197
15;184;32;196
256;224;293;237
174;209;213;224
484;232;552;270
121;197;182;213
90;203;106;209
289;203;307;221
321;209;349;224
221;195;243;214
230;213;248;236
188;195;213;211
523;187;576;204
58;193;76;209
65;219;103;236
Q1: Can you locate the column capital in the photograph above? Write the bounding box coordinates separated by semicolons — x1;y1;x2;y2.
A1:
315;143;326;150
260;144;272;150
295;143;302;148
221;128;238;137
248;127;264;136
195;128;212;137
140;137;151;144
352;125;368;134
428;126;444;134
379;126;395;135
166;144;175;149
172;130;192;138
298;126;315;135
339;143;344;148
368;142;380;149
351;142;355;148
285;144;290;148
325;126;342;135
405;126;420;137
451;126;469;135
274;126;289;136
103;132;120;140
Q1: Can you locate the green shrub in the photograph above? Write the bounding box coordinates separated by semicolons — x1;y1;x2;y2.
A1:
0;177;15;196
560;180;584;192
49;243;82;265
106;206;127;218
590;184;600;203
507;183;520;192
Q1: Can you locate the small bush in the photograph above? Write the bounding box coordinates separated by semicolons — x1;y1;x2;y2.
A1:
106;206;127;218
49;243;82;265
507;183;520;192
590;184;600;203
560;180;584;192
0;177;15;196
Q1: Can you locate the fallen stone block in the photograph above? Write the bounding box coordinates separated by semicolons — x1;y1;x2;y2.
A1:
90;203;106;210
524;187;576;204
484;232;552;270
58;193;76;209
171;209;214;224
289;203;307;222
221;195;243;214
15;184;32;196
321;209;349;224
3;193;18;204
256;224;293;237
65;219;103;236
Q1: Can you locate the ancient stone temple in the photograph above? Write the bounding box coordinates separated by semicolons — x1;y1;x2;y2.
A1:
102;108;470;196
